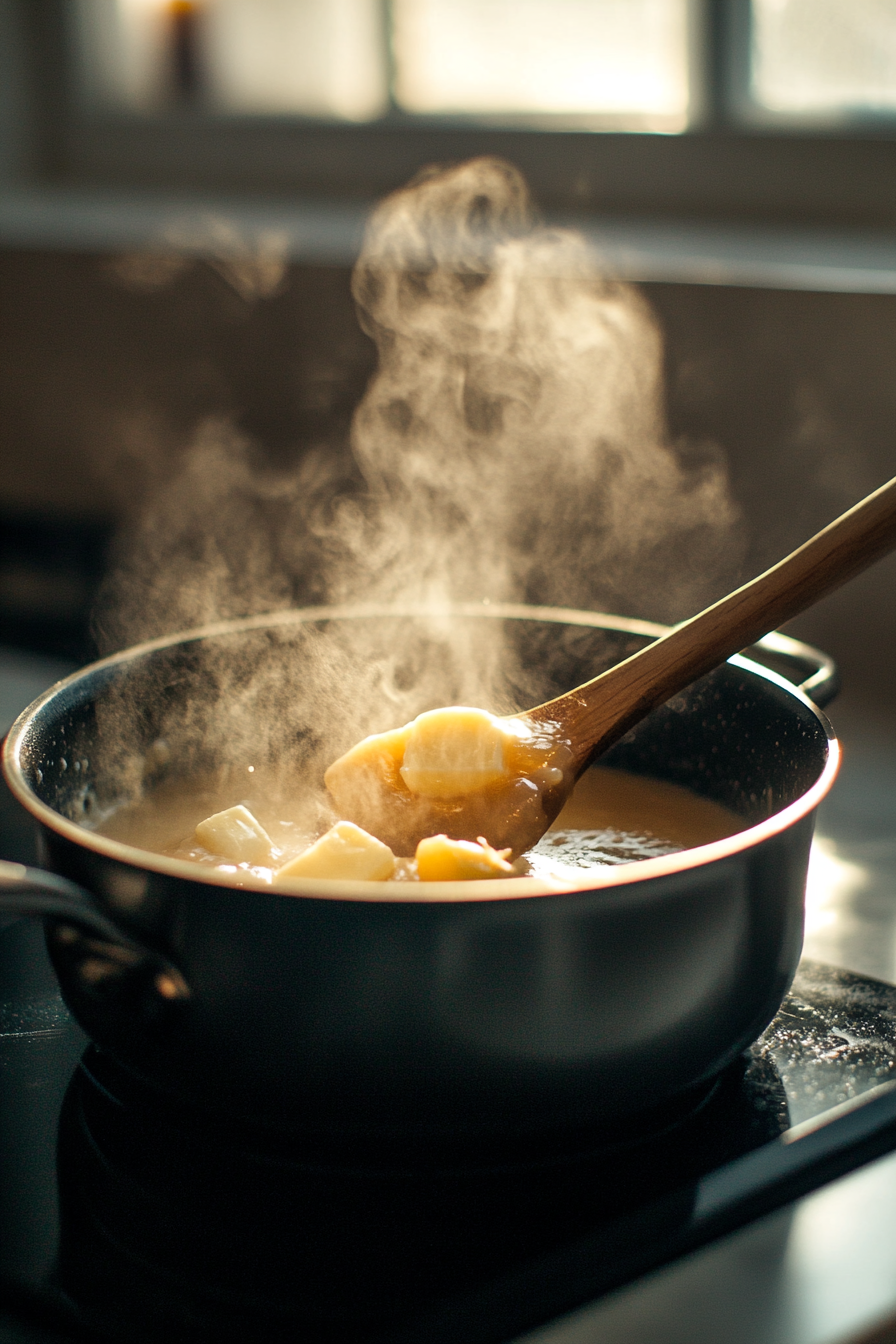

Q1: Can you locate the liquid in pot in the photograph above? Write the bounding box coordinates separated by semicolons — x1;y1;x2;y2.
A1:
95;766;743;885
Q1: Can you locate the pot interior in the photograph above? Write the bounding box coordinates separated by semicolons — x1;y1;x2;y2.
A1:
12;609;833;841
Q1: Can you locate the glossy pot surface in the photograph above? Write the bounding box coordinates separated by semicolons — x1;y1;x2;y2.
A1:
1;605;839;1147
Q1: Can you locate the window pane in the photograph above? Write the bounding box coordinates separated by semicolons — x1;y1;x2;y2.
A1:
751;0;896;119
73;0;389;120
73;0;172;110
205;0;387;118
391;0;694;128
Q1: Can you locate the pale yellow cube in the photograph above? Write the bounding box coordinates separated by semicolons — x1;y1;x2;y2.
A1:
399;707;510;798
194;805;274;865
324;724;409;810
415;834;514;881
274;821;396;883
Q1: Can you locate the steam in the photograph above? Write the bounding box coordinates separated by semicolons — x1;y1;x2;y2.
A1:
338;157;741;618
106;216;290;298
92;157;744;806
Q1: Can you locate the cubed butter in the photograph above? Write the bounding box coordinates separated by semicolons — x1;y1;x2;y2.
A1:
416;834;514;881
399;707;510;798
274;821;396;883
194;805;274;865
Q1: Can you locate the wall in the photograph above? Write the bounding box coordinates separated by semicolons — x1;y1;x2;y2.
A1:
0;249;894;711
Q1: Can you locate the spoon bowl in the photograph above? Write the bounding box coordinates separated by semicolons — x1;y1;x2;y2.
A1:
329;474;896;859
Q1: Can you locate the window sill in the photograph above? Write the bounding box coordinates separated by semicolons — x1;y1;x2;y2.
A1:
1;184;895;294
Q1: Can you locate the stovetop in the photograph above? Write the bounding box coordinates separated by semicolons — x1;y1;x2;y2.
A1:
3;912;896;1344
5;650;896;1343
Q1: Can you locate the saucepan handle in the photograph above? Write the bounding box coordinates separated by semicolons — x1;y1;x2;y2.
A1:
0;859;190;1000
748;632;840;709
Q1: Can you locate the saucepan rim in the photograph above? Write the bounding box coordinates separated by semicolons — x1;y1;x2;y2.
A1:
2;601;840;904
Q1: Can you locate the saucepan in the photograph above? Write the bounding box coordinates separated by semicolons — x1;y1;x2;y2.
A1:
0;604;838;1149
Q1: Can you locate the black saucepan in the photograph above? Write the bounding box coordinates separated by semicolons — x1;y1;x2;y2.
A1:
0;605;839;1149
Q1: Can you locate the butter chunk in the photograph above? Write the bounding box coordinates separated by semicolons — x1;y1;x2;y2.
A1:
399;707;510;798
194;805;274;865
324;725;409;808
416;834;514;882
274;821;396;883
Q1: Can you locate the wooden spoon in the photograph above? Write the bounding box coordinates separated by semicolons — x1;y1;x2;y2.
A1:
328;475;896;859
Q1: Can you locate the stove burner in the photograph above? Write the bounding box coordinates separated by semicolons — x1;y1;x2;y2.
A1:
53;1044;788;1343
69;1037;780;1171
3;915;896;1344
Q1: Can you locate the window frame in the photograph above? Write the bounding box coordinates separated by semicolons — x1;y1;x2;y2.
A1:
13;0;896;229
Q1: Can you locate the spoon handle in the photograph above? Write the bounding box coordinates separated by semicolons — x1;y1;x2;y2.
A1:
537;473;896;770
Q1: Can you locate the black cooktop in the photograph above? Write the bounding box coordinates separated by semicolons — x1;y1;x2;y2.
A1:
3;915;896;1344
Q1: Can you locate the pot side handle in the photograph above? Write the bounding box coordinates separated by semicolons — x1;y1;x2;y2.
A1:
748;632;840;709
0;859;190;1001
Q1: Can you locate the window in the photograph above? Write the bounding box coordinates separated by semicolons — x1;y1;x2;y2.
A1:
71;0;698;128
750;0;896;124
11;0;896;226
390;0;693;128
70;0;896;129
73;0;390;120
